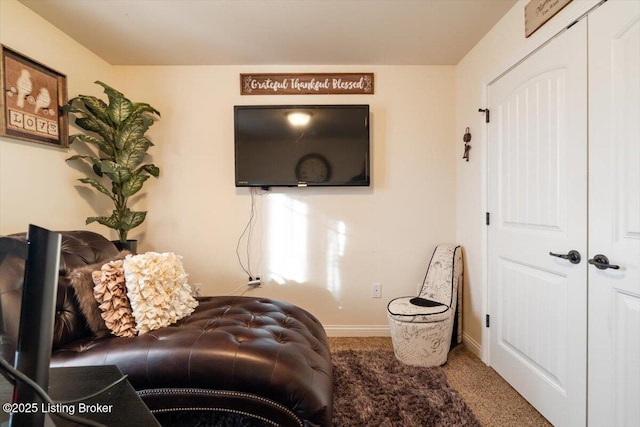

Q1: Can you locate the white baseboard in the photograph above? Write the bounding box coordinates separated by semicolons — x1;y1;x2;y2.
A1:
462;332;481;358
324;326;483;357
324;325;390;337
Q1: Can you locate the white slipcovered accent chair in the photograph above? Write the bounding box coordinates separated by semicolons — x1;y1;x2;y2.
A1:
387;245;463;367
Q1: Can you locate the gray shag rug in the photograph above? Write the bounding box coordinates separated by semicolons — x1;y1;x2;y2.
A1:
332;349;482;426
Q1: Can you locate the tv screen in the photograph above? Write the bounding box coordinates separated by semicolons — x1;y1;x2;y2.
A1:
234;105;370;187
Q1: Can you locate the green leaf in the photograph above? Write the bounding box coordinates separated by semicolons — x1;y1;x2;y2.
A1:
131;102;161;118
63;104;85;114
67;155;103;177
95;81;124;98
109;96;134;126
78;95;111;124
115;115;149;150
138;164;160;177
68;133;114;157
75;116;114;145
66;154;95;162
99;160;132;184
120;210;147;231
86;215;119;230
78;178;114;199
92;163;104;177
119;137;150;170
122;174;150;197
95;81;133;125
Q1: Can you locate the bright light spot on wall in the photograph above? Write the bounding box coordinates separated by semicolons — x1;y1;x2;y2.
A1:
326;220;346;297
265;194;308;284
262;194;347;303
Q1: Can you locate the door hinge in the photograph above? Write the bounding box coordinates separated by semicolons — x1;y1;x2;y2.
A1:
486;212;490;225
478;108;490;123
485;314;490;328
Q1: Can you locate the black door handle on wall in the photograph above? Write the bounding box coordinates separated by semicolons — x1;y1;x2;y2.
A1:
588;254;620;270
549;250;582;264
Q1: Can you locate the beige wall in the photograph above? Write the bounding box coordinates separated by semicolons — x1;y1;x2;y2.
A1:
455;0;602;355
0;0;457;334
12;0;601;344
113;65;456;333
0;0;113;234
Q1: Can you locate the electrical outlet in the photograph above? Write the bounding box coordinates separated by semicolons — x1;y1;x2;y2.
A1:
371;283;382;298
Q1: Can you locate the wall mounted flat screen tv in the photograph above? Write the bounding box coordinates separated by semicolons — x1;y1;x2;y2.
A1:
234;105;370;188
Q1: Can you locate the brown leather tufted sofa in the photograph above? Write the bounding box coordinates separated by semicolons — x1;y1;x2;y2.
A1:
0;230;333;427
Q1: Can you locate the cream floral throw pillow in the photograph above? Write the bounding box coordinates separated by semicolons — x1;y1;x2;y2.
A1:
123;252;198;334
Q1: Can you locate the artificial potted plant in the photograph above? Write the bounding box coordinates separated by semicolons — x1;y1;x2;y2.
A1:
65;81;160;252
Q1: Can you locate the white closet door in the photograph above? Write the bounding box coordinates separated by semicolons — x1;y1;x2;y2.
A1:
487;20;587;427
588;1;640;425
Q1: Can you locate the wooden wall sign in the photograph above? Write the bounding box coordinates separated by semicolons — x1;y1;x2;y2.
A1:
241;73;374;95
525;0;573;37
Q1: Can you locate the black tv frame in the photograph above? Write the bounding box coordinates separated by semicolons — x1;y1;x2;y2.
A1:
1;225;61;427
234;104;371;189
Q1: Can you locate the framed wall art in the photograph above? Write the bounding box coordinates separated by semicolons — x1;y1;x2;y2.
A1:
0;45;68;147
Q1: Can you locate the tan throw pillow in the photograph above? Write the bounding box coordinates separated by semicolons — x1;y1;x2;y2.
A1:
67;251;130;337
92;259;138;337
123;252;198;334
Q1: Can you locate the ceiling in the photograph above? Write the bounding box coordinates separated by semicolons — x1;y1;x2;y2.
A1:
19;0;517;66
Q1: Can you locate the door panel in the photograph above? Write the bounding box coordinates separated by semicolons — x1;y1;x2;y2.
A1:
487;20;587;427
588;1;640;425
499;258;568;389
499;68;565;230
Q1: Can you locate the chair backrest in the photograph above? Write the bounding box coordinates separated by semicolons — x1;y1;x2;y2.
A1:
418;245;462;307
